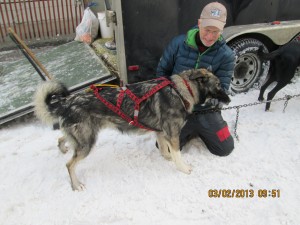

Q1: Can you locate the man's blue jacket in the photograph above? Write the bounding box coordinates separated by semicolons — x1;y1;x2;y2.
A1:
156;28;235;91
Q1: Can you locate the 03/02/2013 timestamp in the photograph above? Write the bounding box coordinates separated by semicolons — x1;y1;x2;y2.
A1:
208;189;281;198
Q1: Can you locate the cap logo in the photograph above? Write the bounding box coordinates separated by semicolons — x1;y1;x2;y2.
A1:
210;9;221;18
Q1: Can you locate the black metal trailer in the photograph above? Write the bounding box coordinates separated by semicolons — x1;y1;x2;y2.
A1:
111;0;300;92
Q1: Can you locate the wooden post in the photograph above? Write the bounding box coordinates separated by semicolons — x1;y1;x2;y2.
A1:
8;27;53;80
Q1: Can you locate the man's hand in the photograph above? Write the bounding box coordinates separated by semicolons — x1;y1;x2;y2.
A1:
204;98;224;109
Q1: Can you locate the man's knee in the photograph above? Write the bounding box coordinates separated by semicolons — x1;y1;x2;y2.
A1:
207;136;234;156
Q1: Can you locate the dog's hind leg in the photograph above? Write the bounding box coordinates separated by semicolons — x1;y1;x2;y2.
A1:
265;81;289;111
66;147;91;191
167;136;192;174
258;73;276;101
65;124;96;191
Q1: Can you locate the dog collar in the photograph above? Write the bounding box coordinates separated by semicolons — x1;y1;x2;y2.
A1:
170;82;191;111
182;78;194;97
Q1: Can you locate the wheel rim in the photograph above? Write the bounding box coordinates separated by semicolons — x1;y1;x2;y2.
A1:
231;52;260;91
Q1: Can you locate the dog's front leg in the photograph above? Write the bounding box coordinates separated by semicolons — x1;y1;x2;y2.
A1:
156;132;172;161
168;137;192;174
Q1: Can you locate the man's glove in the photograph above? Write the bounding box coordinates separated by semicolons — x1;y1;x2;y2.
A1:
204;98;224;109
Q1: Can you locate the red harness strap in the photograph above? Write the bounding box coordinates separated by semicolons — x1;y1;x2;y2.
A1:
182;78;194;97
90;77;172;131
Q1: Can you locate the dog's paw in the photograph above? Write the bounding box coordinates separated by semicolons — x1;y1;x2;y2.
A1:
59;145;69;154
72;183;86;191
258;97;264;102
58;137;69;154
178;163;192;174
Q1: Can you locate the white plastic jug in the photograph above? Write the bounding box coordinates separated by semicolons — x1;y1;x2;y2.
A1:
98;12;114;38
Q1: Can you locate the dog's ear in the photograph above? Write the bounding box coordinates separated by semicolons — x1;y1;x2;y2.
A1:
189;69;209;82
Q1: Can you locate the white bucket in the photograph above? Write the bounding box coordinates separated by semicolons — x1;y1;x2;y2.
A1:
98;12;114;38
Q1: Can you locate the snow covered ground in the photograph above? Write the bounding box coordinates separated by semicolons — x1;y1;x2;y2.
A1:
0;77;300;225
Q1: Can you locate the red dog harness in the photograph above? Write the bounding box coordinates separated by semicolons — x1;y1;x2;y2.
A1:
90;77;173;131
91;77;195;131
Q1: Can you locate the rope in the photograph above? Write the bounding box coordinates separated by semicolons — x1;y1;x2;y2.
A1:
85;83;119;92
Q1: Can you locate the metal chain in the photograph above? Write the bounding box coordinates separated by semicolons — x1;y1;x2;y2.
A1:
222;93;300;112
283;95;292;113
234;107;240;141
194;93;300;141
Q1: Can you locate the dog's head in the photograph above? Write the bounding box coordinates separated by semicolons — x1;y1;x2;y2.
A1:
188;69;231;105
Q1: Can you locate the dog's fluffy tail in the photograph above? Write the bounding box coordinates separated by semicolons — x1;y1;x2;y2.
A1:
257;46;279;61
34;80;69;125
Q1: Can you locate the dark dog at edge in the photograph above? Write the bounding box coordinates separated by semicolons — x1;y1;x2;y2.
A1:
257;41;300;111
34;69;230;191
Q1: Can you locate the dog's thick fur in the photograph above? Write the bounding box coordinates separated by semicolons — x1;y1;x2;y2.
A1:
257;41;300;111
34;69;230;191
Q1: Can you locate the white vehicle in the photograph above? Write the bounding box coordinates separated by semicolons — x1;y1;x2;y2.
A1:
225;21;300;92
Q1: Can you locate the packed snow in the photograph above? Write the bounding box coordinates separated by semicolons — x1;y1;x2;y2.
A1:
0;77;300;225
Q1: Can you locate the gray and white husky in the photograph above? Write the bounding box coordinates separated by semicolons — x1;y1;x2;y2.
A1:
34;68;230;191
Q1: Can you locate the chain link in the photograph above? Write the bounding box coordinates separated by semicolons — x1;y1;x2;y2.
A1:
283;95;292;113
194;93;300;141
234;107;240;141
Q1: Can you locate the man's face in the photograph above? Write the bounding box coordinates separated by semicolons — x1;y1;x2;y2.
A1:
198;20;222;47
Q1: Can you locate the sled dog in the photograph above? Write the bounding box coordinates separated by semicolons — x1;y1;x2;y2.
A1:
257;41;300;111
34;69;230;191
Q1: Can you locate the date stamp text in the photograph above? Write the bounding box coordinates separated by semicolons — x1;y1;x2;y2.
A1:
208;189;280;198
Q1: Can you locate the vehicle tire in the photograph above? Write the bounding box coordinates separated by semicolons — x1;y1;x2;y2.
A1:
293;33;300;77
229;38;269;93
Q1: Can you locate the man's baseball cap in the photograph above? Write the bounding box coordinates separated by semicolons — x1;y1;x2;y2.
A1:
200;2;227;30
